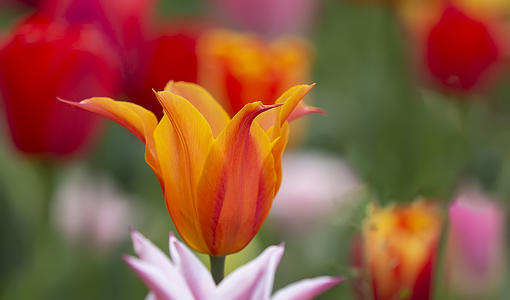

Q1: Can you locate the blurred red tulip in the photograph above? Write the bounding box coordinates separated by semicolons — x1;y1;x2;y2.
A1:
425;5;501;92
41;0;156;77
208;0;318;36
0;14;120;158
398;0;509;94
124;23;203;118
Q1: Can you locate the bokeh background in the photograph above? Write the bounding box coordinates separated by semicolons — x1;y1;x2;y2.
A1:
1;0;509;299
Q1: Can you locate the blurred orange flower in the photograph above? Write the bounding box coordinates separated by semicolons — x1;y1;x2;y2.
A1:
62;82;320;256
197;30;313;116
361;201;442;300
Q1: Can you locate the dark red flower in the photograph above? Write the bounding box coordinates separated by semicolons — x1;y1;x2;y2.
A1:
0;14;120;158
425;5;501;92
41;0;156;78
124;23;203;118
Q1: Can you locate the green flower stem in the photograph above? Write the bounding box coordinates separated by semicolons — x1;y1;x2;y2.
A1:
209;255;226;284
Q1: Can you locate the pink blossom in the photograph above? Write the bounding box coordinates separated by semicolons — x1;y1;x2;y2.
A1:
52;168;135;251
447;187;507;297
208;0;319;36
124;229;343;300
269;151;361;229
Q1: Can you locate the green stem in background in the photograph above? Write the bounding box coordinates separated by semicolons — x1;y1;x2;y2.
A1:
209;255;226;284
34;160;56;227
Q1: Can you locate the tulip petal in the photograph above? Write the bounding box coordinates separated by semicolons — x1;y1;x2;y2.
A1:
123;255;194;300
197;102;279;255
153;91;214;253
130;229;175;275
144;293;156;300
255;84;316;135
270;122;290;191
59;97;160;177
164;81;230;136
168;233;216;299
251;243;286;300
216;245;284;300
287;104;325;123
271;276;344;300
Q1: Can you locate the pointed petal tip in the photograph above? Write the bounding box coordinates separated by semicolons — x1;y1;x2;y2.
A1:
122;254;137;265
308;106;326;116
168;232;178;247
164;80;175;89
130;230;146;255
329;276;345;285
57;97;81;107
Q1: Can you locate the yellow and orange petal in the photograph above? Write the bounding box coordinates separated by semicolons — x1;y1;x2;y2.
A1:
362;200;443;300
59;97;161;178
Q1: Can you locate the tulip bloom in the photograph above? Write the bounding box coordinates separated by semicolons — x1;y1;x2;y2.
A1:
361;201;442;300
425;5;502;92
41;0;156;79
446;188;506;297
124;229;343;300
0;14;120;157
208;0;318;36
197;30;312;116
124;24;203;118
62;81;320;255
398;1;508;93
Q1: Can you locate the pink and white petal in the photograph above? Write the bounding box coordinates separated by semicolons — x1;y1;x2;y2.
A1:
250;243;285;300
130;229;175;275
216;245;284;300
123;256;194;300
168;233;216;300
271;276;344;300
130;229;192;293
144;293;156;300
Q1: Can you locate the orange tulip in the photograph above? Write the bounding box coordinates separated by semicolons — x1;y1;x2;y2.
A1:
361;201;442;300
197;30;312;116
61;81;320;255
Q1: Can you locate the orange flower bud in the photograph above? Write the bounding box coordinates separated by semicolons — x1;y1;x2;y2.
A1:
61;82;321;255
361;201;443;300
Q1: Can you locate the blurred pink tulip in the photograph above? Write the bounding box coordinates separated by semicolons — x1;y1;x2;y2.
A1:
209;0;318;36
446;187;507;297
53;168;135;251
124;229;343;300
269;151;361;229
